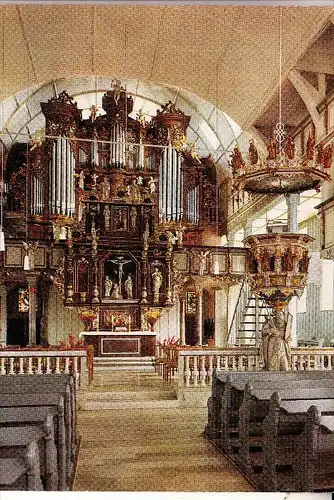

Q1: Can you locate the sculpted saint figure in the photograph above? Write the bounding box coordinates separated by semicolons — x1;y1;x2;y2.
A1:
261;310;291;371
267;136;277;160
248;139;258;165
284;136;295;160
125;275;133;299
152;267;163;303
104;276;112;297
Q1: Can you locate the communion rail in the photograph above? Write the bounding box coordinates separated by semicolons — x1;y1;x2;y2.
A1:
176;347;334;388
0;346;94;386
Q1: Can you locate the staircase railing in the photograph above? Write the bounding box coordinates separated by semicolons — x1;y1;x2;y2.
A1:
227;277;248;346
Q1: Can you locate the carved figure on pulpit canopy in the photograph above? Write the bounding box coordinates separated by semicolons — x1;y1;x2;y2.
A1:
261;310;291;371
284;246;294;272
125;275;133;299
104;276;112;297
316;142;325;166
152;267;163;303
248;139;258;165
230;145;244;176
267;136;277;160
306;133;315;160
102;178;110;201
323;144;333;169
284;136;295;160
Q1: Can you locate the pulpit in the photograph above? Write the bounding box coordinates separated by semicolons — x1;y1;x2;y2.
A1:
79;331;156;357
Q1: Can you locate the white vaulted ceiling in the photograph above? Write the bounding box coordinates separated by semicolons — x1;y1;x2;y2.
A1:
0;4;333;131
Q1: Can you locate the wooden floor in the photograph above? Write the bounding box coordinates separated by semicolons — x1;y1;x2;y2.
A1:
73;372;254;492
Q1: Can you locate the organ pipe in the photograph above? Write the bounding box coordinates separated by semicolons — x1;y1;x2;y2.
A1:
49;137;76;217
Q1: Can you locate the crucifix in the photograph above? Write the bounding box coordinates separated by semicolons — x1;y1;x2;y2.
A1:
109;256;132;295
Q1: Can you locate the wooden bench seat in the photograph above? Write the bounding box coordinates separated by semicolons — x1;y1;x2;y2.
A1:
0;447;43;490
0;392;72;484
205;370;334;440
0;405;67;490
0;374;77;452
0;425;56;491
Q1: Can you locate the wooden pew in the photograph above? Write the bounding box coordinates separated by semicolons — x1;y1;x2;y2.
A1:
0;392;72;485
205;370;334;442
0;376;76;465
0;443;43;490
0;423;57;491
259;393;334;491
235;382;334;473
0;405;67;490
0;374;77;454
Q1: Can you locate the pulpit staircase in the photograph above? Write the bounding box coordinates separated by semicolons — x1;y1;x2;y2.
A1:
228;279;272;346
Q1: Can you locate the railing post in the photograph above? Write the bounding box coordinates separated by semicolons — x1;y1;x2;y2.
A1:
79;354;88;387
178;354;184;388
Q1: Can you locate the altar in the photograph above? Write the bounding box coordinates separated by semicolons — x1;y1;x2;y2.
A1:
79;331;156;357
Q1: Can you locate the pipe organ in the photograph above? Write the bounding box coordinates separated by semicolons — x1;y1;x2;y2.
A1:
3;81;225;341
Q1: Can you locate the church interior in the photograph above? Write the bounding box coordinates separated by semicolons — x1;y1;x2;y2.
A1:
0;1;334;494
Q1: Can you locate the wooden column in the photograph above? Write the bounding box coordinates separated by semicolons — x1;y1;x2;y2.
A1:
28;277;37;346
195;290;203;346
179;295;186;346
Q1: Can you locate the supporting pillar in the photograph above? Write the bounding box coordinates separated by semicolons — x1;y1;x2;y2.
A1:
28;277;37;346
195;290;203;346
244;220;253;238
288;296;298;347
179;295;186;346
215;286;229;347
286;193;300;233
0;284;7;347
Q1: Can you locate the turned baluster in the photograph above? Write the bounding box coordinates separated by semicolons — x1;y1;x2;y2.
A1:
193;356;199;387
184;356;191;387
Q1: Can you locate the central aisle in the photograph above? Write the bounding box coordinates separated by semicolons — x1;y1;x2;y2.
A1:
73;372;255;492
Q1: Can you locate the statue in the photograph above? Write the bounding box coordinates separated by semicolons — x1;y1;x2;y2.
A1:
316;141;325;165
284;136;295;160
148;176;156;194
102;178;110;201
192;249;210;276
111;281;120;299
125;274;133;299
248;139;258;165
127;179;141;203
137;109;146;125
91;173;99;187
104;276;112;297
89;105;98;122
323;144;333;169
152;267;163;303
113;79;122;105
267;136;277;160
230;145;244;175
79;170;85;190
306;133;315;160
261;310;291;371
